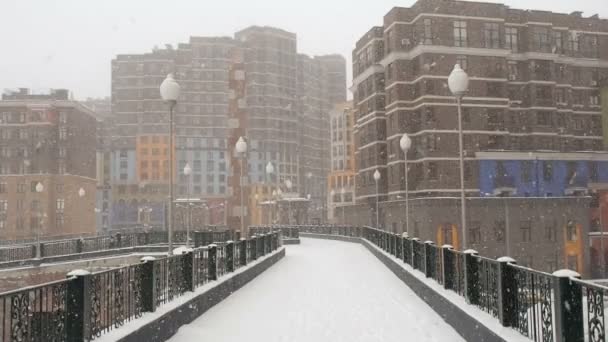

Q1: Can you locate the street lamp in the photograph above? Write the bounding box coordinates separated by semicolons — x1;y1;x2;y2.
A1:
285;179;293;224
330;189;335;223
183;163;192;247
266;161;276;224
160;73;181;255
340;187;346;225
272;190;277;224
400;133;412;236
373;169;381;228
277;188;283;224
235;137;247;233
78;187;85;198
448;63;470;249
35;182;44;258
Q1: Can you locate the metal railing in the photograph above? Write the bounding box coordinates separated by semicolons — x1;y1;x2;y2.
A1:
0;227;234;265
289;224;605;342
0;231;281;341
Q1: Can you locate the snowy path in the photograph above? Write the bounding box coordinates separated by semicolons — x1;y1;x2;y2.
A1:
168;238;465;342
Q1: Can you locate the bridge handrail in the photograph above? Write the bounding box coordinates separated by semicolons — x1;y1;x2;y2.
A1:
269;224;594;342
0;231;281;341
0;226;234;265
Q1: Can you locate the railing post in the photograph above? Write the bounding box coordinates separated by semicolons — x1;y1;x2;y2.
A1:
37;242;44;258
140;256;157;312
66;269;92;342
464;249;479;305
251;236;258;261
496;257;517;327
395;234;402;259
76;239;84;254
115;233;122;248
240;238;247;266
144;232;151;245
424;241;435;278
442;245;454;290
183;251;195;291
208;244;217;281
553;270;584;342
411;238;420;269
226;241;235;272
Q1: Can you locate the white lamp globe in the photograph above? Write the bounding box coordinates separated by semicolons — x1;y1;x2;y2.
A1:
447;64;469;96
160;73;180;102
265;162;275;175
235;136;247;154
373;169;381;181
400;133;412;153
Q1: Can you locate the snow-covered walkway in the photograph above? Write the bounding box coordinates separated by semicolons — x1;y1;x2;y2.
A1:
169;238;464;342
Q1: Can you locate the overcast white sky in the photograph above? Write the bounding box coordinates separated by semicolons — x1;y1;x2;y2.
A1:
1;0;606;99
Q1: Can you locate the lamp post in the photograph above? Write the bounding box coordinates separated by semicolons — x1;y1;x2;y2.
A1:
448;64;470;249
183;163;192;247
277;188;283;224
35;182;44;258
235;137;248;234
271;190;277;224
373;169;381;228
400;133;412;236
160;73;181;255
266;162;275;224
340;187;346;225
306;193;311;223
285;179;293;224
330;189;335;223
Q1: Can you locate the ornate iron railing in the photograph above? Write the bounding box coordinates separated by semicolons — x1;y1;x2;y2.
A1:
0;228;233;265
0;279;68;341
290;224;604;342
88;264;145;339
0;231;281;341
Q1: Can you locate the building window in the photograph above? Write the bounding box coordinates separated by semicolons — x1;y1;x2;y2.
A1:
505;27;518;52
469;222;481;244
533;27;550;52
59;127;67;140
520;220;532;242
494;220;505;242
453;21;467;47
589;162;599;182
427;162;438;180
536;112;552;126
0;183;6;194
553;31;564;54
484;23;500;48
543;162;553;181
17;183;25;193
422;18;433;45
0;200;7;212
569;31;579;52
56;199;65;213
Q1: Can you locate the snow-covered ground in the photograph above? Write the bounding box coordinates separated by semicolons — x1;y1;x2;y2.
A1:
169;238;464;342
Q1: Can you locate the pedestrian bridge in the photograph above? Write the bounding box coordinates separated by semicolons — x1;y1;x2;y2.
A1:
0;226;604;342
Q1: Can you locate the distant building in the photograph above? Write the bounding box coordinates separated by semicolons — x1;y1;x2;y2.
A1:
349;0;608;276
0;88;97;239
111;26;346;231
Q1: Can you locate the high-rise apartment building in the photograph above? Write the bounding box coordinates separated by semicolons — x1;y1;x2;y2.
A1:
349;0;608;275
111;26;346;229
328;102;356;222
0;88;97;239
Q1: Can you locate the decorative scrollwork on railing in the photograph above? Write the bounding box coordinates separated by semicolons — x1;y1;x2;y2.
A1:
10;292;30;342
131;264;144;319
89;274;103;339
50;283;67;342
586;286;605;342
114;269;125;328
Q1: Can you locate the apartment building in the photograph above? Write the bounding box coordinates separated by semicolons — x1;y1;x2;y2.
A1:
349;0;608;275
0;88;97;239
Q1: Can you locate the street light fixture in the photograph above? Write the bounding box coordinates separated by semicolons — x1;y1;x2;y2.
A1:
330;189;335;223
285;179;293;224
235;137;247;233
400;133;412;236
160;73;181;255
78;187;85;198
183;163;192;247
340;187;346;225
448;64;470;249
373;169;381;228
